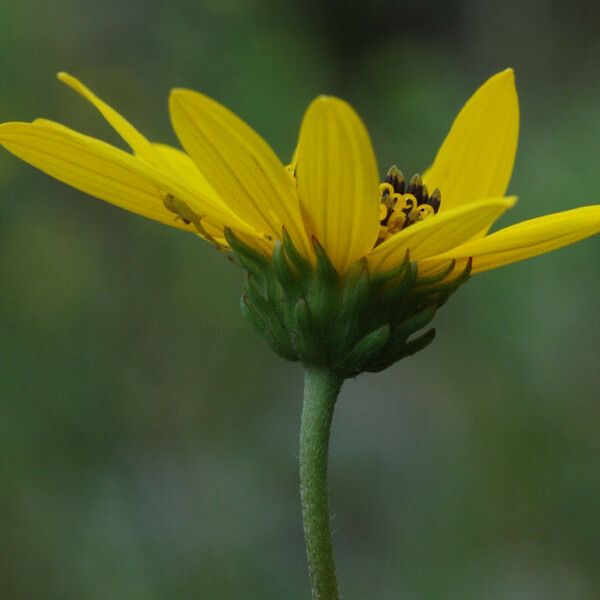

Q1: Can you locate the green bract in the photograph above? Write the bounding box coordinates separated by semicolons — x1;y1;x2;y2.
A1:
227;228;472;378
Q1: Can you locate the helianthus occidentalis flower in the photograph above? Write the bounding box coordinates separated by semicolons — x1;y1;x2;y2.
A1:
3;68;600;600
1;69;599;374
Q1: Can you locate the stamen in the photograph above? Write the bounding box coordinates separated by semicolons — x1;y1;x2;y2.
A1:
377;167;442;245
429;188;442;213
414;204;434;219
379;182;394;197
385;165;406;194
397;193;418;213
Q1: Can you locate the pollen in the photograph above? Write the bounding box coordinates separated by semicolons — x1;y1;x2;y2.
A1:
377;166;441;244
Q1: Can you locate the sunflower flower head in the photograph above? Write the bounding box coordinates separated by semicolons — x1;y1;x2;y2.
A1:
227;162;469;376
1;69;599;378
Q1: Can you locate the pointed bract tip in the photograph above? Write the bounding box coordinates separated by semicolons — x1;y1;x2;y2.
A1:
310;234;324;251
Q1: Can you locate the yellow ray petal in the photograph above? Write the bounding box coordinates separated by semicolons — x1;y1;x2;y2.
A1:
152;142;220;198
425;205;600;274
423;69;519;212
295;96;381;274
367;196;516;273
56;75;239;215
151;143;272;249
56;74;250;235
169;88;310;255
33;119;256;234
0;120;190;229
57;72;156;160
0;120;251;235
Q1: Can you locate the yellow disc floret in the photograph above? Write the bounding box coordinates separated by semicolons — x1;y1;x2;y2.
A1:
377;166;442;244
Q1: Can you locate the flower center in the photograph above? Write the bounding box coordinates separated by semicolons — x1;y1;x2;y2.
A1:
377;166;441;244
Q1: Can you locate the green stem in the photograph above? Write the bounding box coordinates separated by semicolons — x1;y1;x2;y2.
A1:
300;366;343;600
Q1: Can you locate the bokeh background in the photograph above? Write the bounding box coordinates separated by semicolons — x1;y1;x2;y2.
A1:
1;1;599;598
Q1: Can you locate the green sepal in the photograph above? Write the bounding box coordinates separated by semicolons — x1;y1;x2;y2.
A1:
293;299;326;364
231;226;471;377
245;273;271;312
414;258;472;306
415;259;456;286
366;327;436;373
224;228;269;275
240;293;267;336
370;250;411;289
305;237;340;329
225;228;283;305
437;258;473;306
272;240;302;299
377;261;418;318
396;304;438;338
395;327;436;361
311;237;338;284
244;274;295;360
342;259;371;314
366;305;437;372
282;227;311;280
330;260;371;358
338;324;391;377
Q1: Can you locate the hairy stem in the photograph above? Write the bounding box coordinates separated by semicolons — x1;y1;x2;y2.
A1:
300;366;343;600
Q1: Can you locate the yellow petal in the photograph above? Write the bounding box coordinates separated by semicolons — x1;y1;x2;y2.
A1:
0;120;246;234
57;72;156;160
425;205;600;274
56;74;255;238
36;119;257;233
152;142;220;199
169;88;310;255
367;196;516;273
295;96;381;274
57;74;228;209
151;142;280;251
423;69;519;212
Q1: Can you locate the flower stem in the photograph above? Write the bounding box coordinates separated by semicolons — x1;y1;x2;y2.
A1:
300;366;343;600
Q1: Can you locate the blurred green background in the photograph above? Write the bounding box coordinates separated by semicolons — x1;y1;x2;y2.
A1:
1;1;599;598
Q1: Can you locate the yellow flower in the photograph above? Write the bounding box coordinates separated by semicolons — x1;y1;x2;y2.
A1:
1;69;599;279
